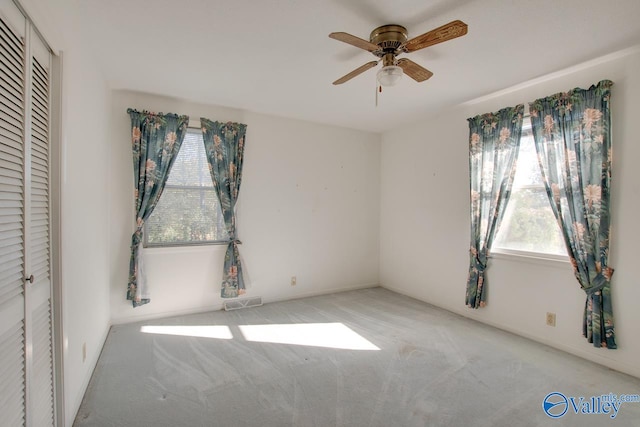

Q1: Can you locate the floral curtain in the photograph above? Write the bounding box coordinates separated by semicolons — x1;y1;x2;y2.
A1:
127;109;189;307
529;80;615;348
466;105;524;308
201;118;247;298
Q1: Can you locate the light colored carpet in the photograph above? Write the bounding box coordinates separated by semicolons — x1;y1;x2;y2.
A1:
74;287;640;426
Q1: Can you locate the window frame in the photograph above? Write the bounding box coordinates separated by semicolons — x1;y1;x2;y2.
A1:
143;127;231;248
491;116;568;263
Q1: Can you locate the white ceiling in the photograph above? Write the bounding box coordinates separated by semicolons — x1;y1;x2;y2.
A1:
76;0;640;132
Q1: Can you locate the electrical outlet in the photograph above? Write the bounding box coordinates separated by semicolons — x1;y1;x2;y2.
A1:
82;342;87;362
546;312;556;327
291;276;297;286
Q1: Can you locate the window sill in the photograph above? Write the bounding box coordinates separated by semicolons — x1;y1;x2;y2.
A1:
490;248;569;269
143;242;229;255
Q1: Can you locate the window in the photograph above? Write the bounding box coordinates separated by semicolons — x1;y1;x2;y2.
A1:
493;117;566;258
145;129;229;246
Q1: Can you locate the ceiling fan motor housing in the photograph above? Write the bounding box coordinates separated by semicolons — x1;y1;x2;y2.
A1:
369;25;408;53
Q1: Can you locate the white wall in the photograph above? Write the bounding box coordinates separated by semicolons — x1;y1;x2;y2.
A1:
109;91;381;324
58;41;112;427
380;48;640;378
18;0;113;425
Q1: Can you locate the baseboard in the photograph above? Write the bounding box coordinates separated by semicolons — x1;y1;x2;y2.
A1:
261;282;380;306
110;303;225;325
66;321;111;427
380;284;640;380
111;282;380;326
450;309;640;380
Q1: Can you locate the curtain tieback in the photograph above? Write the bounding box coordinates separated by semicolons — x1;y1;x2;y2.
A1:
469;249;486;273
231;239;242;245
583;269;613;295
131;227;144;248
471;257;486;273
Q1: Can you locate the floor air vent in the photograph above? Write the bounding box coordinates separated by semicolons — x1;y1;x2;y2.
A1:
223;296;263;311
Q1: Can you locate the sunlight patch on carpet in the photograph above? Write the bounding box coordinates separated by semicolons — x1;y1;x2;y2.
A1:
140;325;233;339
239;323;380;350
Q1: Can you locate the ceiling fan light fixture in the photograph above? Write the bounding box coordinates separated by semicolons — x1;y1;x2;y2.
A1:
377;65;403;86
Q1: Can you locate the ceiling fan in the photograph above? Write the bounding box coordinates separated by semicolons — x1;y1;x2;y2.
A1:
329;20;468;87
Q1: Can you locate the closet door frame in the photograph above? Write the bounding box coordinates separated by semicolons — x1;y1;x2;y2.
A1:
50;48;62;427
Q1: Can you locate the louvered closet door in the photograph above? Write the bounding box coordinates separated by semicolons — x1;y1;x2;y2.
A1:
0;6;27;425
26;27;54;427
0;1;54;425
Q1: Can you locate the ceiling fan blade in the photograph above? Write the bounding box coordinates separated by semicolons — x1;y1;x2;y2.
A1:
400;20;468;52
329;32;380;52
332;61;378;85
397;58;433;82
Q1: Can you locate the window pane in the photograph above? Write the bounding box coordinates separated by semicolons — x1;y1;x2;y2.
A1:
495;188;566;255
494;117;566;256
166;131;212;187
145;129;229;246
146;187;229;244
512;126;543;187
